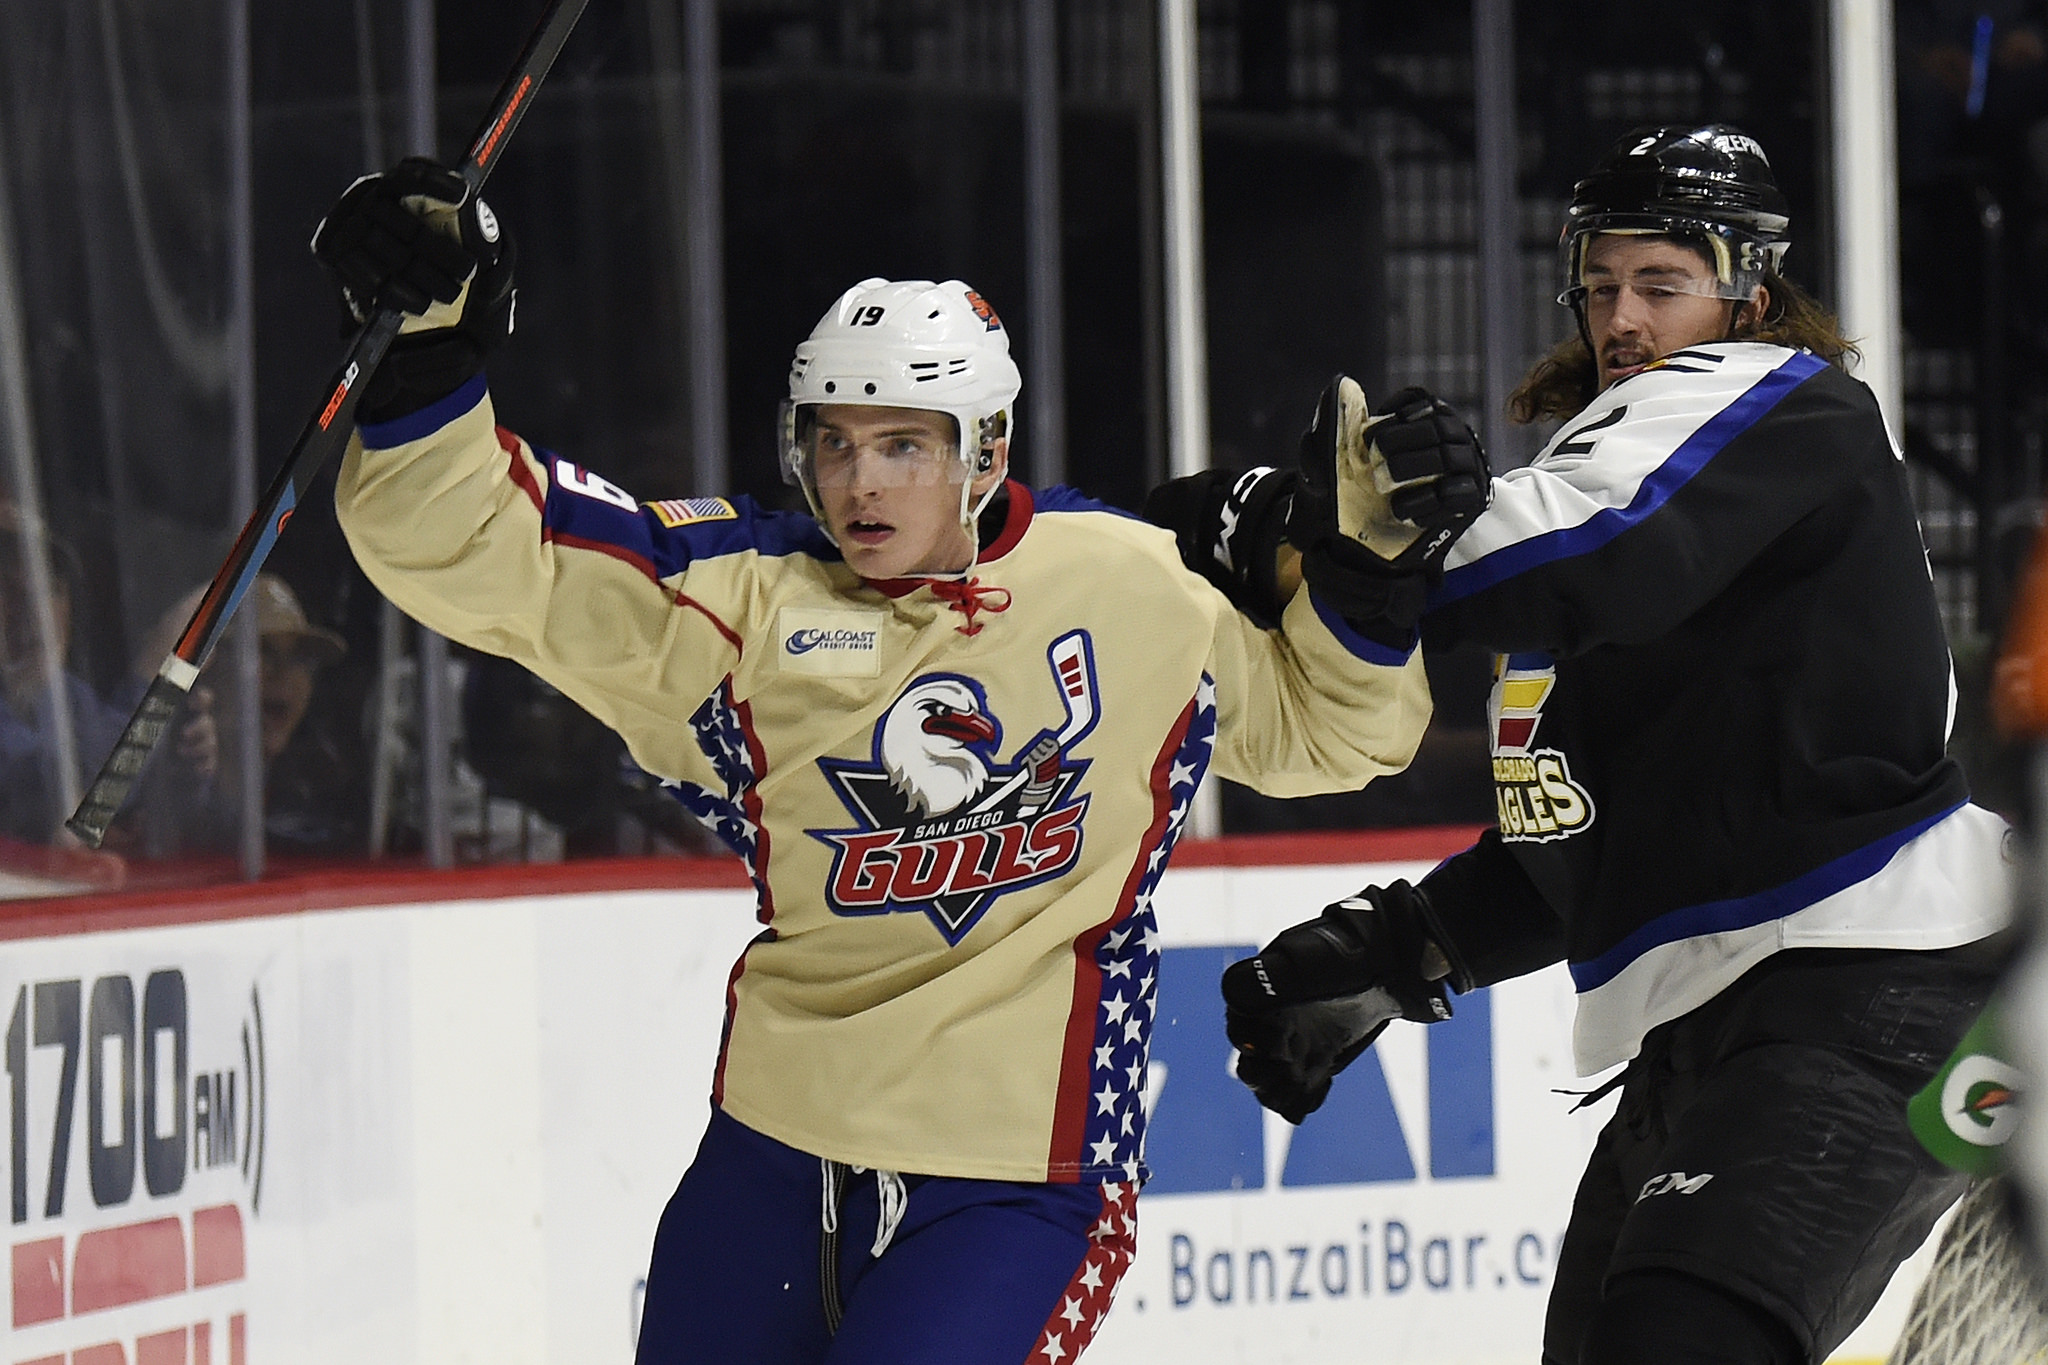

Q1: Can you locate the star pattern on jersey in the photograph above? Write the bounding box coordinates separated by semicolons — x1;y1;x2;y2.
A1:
1033;1182;1137;1363
1073;676;1216;1184
668;681;768;902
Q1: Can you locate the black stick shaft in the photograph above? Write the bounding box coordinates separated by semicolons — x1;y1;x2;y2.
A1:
66;0;589;849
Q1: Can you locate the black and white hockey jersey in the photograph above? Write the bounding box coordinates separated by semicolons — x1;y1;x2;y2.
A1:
1416;342;2011;1073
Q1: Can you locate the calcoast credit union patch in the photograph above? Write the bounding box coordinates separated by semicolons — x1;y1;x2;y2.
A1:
777;607;885;677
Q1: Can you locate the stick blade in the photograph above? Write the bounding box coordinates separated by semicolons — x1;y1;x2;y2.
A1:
65;671;190;848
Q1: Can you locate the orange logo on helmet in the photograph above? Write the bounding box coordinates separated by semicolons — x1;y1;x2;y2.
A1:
965;290;1002;331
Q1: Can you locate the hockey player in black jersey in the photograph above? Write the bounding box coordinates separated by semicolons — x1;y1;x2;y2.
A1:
1148;123;2014;1364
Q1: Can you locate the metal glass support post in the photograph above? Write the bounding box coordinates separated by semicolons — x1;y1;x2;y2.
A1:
683;0;728;494
351;0;409;861
1828;0;1903;436
648;0;730;494
1022;0;1067;486
408;0;455;868
1159;0;1210;485
0;110;80;830
1471;0;1525;466
352;0;386;179
1158;0;1219;837
369;594;406;858
227;0;265;880
1133;0;1168;491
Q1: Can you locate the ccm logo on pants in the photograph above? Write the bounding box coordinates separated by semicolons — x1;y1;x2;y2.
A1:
1637;1172;1715;1202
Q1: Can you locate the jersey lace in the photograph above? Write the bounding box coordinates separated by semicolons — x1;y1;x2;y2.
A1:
929;576;1013;635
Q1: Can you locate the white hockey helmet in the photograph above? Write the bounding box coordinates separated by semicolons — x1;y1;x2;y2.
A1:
780;278;1021;534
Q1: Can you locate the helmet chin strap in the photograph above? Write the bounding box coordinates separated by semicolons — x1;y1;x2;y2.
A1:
1721;287;1766;341
917;454;1004;583
966;470;1002;524
1572;295;1596;363
1722;296;1752;341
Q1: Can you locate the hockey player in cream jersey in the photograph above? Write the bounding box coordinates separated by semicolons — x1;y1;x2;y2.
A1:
311;159;1482;1364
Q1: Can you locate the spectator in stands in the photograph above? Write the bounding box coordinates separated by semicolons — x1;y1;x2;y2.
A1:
135;572;358;857
0;504;216;854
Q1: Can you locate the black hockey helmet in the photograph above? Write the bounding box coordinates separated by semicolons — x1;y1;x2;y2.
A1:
1559;123;1791;303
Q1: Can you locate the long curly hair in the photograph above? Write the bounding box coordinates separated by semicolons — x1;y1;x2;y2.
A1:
1507;271;1860;426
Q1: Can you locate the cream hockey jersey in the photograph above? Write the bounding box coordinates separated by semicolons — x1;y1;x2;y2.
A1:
335;374;1431;1184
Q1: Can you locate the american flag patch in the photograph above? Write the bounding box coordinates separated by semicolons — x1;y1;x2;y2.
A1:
647;497;737;527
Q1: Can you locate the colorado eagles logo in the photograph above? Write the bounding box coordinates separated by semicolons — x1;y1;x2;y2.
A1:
809;631;1098;943
1490;652;1594;843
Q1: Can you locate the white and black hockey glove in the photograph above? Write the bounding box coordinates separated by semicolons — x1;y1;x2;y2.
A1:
1221;880;1453;1124
310;156;517;424
1288;377;1490;632
1140;465;1297;630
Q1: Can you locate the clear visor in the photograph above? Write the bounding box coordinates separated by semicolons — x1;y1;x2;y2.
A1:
1557;225;1766;310
779;401;966;492
1557;271;1757;312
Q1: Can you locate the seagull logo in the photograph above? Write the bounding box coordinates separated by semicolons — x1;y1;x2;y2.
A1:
810;635;1099;943
881;677;998;817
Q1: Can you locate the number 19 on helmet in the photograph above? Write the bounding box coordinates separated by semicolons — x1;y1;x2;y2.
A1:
781;278;1022;540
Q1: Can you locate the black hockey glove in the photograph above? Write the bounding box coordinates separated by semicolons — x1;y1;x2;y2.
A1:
1221;880;1453;1124
1140;465;1297;630
1288;377;1491;632
309;156;517;424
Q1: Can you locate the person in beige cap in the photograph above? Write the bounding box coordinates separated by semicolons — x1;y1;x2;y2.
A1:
135;572;351;856
140;572;343;767
246;574;347;764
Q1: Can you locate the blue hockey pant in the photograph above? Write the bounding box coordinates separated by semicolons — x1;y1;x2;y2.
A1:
634;1107;1136;1364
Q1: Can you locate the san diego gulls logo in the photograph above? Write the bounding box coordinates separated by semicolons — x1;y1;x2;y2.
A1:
810;631;1098;944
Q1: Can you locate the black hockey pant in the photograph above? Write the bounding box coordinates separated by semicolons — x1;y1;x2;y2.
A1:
1542;944;1997;1364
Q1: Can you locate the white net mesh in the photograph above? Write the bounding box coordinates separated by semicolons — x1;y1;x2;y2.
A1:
1888;1178;2048;1365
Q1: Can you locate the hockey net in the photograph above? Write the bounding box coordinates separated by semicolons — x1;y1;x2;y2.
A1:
1887;1177;2048;1365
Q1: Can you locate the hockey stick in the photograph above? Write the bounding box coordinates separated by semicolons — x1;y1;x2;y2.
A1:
971;631;1097;817
65;0;589;848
